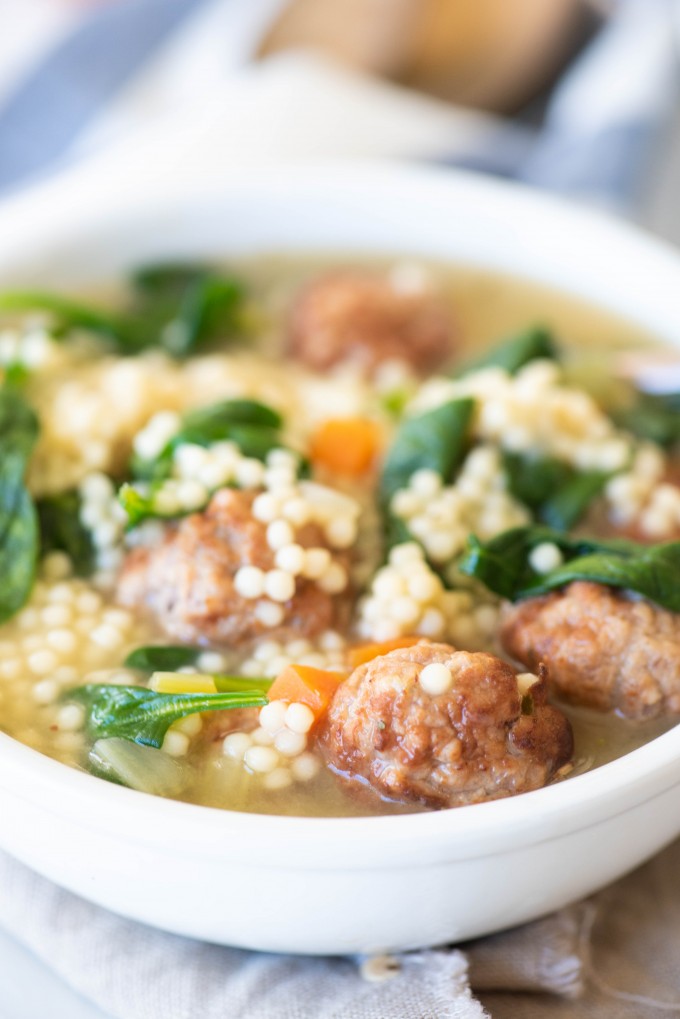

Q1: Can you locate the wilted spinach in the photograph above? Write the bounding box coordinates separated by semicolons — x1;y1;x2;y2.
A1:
502;452;611;531
459;525;680;611
0;261;245;358
124;645;204;672
37;488;95;576
68;683;268;748
130;397;286;483
614;391;680;447
380;398;475;508
379;397;474;556
0;387;40;622
458;325;558;378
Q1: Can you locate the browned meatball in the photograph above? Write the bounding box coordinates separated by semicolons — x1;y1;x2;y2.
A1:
501;580;680;719
288;271;454;376
117;488;348;647
317;641;572;809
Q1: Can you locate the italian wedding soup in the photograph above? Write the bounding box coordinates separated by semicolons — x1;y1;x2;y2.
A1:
0;257;677;817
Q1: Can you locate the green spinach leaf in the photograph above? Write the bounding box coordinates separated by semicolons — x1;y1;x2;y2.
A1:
68;683;268;748
0;291;128;342
380;398;475;508
181;399;282;433
459;525;680;611
540;470;611;531
614;392;680;447
502;452;610;531
0;387;40;622
130;398;286;482
124;646;274;695
459;325;558;377
0;261;246;358
0;386;40;458
501;452;571;510
37;489;95;575
124;645;203;671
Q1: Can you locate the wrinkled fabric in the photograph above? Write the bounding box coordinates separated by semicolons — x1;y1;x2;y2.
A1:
0;852;486;1019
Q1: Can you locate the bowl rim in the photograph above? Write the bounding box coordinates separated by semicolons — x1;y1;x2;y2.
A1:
1;160;680;870
3;159;680;338
2;721;680;868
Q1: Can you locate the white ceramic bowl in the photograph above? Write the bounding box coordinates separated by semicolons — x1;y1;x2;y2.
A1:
1;164;680;955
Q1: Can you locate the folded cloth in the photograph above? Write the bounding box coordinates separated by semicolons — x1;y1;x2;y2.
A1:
0;848;587;1019
477;836;680;1018
3;839;680;1018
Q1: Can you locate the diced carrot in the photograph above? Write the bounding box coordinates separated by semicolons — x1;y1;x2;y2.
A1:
310;417;383;476
267;664;346;720
348;637;422;670
150;672;217;694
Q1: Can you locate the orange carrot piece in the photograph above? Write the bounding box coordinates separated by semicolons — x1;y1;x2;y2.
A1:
310;417;382;476
348;636;422;670
267;664;347;718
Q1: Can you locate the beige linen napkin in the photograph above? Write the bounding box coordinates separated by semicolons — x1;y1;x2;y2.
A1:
476;836;680;1018
0;847;586;1019
3;839;680;1018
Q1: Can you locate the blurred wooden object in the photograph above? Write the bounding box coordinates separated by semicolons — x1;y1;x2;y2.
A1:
258;0;601;113
259;0;419;78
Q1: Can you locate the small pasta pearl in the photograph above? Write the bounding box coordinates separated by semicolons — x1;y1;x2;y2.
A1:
196;651;229;673
244;745;279;773
263;767;293;791
274;543;306;575
274;729;307;758
162;730;190;757
325;516;357;549
317;563;347;594
90;625;124;650
251;726;276;746
419;662;453;696
280;498;311;527
291;753;321;782
285;702;315;734
56;704;85;731
264;569;296;603
28;650;58;676
252;493;280;523
46;629;77;653
222;732;252;760
528;542;563;575
303;548;331;580
32;678;59;703
259;700;288;735
266;520;295;551
254;600;285;628
234;566;266;599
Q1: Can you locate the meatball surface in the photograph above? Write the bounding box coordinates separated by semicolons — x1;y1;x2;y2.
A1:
317;641;572;809
501;580;680;718
117;488;346;646
288;271;454;376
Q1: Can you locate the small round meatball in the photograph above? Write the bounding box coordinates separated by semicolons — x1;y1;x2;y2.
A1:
317;641;572;809
116;488;348;647
288;271;454;376
501;580;680;718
